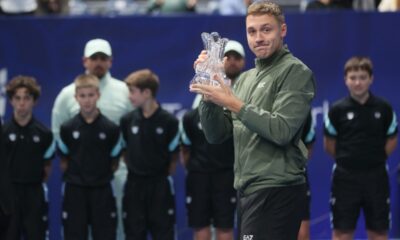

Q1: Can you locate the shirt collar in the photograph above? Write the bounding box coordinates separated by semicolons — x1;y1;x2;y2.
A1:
255;44;289;71
99;72;111;89
138;104;161;120
348;91;375;106
12;115;34;128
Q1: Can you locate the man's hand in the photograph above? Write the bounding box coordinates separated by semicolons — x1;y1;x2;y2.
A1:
193;50;208;69
60;157;69;172
193;50;226;70
168;152;179;175
189;74;244;113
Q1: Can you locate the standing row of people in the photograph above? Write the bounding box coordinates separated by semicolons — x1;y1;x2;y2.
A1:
0;37;245;239
0;1;398;240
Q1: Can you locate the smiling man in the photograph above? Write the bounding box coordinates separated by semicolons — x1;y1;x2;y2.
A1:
190;1;316;239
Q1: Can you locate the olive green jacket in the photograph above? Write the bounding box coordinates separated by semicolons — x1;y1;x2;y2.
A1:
199;46;316;195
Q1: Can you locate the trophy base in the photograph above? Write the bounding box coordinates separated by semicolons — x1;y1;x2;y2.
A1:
190;71;210;85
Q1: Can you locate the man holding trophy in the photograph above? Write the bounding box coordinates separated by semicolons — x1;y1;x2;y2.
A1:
190;1;316;239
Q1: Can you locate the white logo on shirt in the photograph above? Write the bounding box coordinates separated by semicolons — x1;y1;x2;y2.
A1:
374;112;381;119
256;82;266;89
347;112;354;120
72;131;80;139
33;135;40;143
167;208;174;215
131;126;139;134
197;122;202;130
156;127;164;134
243;235;254;240
9;133;16;142
99;132;106;140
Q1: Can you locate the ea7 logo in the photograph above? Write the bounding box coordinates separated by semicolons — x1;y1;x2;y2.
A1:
243;235;254;240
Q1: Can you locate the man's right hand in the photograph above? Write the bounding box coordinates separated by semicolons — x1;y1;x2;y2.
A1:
193;50;208;69
60;157;69;172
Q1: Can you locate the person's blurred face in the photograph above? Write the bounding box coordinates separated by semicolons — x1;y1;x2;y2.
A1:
10;87;35;119
224;52;245;80
128;86;150;108
48;0;61;12
246;14;286;59
345;69;373;100
83;53;112;79
75;87;100;115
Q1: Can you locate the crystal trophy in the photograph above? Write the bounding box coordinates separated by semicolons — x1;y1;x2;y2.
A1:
191;32;229;86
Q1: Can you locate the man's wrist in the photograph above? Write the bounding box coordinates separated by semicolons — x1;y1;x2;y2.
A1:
228;98;244;114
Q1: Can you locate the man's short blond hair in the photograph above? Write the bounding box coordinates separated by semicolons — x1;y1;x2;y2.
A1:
74;74;99;91
247;1;285;24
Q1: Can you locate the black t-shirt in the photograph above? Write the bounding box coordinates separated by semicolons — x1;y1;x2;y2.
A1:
181;108;234;172
324;94;398;170
58;113;122;186
0;119;13;214
120;107;179;177
2;117;54;183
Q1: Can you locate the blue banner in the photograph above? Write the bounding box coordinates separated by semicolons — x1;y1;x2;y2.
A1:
1;12;400;239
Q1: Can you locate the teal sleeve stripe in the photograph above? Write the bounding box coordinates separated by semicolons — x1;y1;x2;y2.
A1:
44;140;56;159
167;176;175;195
42;183;49;203
110;181;116;198
304;127;315;144
324;114;337;136
387;111;398;135
305;115;316;143
168;131;181;152
61;182;65;197
179;120;191;145
121;138;127;149
111;134;124;157
57;138;69;155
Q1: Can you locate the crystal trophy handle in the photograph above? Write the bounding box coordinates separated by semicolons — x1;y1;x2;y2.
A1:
191;32;229;86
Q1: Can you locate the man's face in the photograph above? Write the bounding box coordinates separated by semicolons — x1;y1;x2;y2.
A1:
224;52;245;80
246;14;286;59
10;87;35;119
75;87;100;115
345;69;373;99
83;53;112;79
